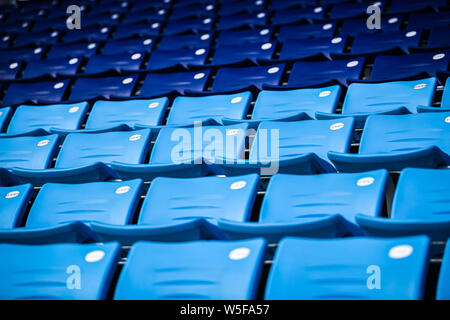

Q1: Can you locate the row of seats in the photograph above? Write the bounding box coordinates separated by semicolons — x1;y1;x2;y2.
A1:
0;111;448;185
1;236;449;299
0;168;449;248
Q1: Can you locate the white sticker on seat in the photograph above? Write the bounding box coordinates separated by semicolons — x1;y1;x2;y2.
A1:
406;31;416;37
323;23;332;30
151;23;159;29
433;53;445;60
268;67;279;74
88;43;96;49
9;62;18;69
69;106;79;113
445;116;450;123
122;77;133;84
257;13;265;18
389;245;413;259
5;191;20;199
231;97;243;104
203;18;211;24
347;60;359;67
330;122;344;130
143;39;152;45
260;29;270;35
229;247;251;260
226;129;240;136
201;34;210;40
129;134;142;141
331;37;342;44
357;177;374;186
314;7;323;13
37;139;50;147
148;102;160;109
194;72;205;79
195;48;206;55
34;47;42;54
85;250;105;262
69;58;78;65
131;53;141;60
115;186;130;194
319;90;331;97
414;83;426;90
388;17;398;24
54;82;64;89
230;180;247;190
261;43;272;50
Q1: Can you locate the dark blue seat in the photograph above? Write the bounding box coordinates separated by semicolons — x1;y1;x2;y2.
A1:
427;26;450;49
110;123;248;180
140;70;211;97
147;47;209;70
217;11;268;30
272;6;325;24
166;92;252;125
114;21;162;39
212;41;276;66
13;29;61;47
216;28;273;46
389;0;443;14
370;51;450;81
277;23;336;42
317;78;437;127
0;179;143;244
356;168;450;246
0;46;45;62
407;12;450;30
63;26;111;43
0;184;33;228
5;102;88;136
0;242;121;299
329;112;450;172
0;107;12;132
216;118;355;176
287;58;365;87
164;16;213;35
122;7;167;24
70;75;139;101
45;41;99;59
113;239;266;299
220;0;266;15
340;16;403;35
212;64;285;92
329;1;385;20
349;30;421;55
157;32;212;50
92;174;260;243
437;241;450;300
11;129;152;186
0;60;22;80
84;52;145;74
21;56;83;79
279;36;347;61
220;170;389;243
102;37;154;55
265;236;430;299
2;80;70;106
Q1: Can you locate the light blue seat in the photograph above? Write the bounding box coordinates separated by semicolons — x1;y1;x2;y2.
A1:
0;184;33;228
329;112;450;172
5;102;88;136
0;242;121;299
111;124;249;180
265;236;431;300
217;118;355;176
11;129;152;186
165;92;252;126
220;170;389;243
91;174;260;244
437;241;450;300
442;78;450;109
356;168;450;250
316;78;438;128
223;86;341;128
52;98;169;135
0;107;12;132
113;239;266;299
0;179;143;244
0;134;59;170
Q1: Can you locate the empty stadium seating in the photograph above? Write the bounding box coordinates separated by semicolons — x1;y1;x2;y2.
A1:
0;0;448;302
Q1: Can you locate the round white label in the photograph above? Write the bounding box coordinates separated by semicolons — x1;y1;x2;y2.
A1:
231;97;243;104
122;77;133;84
5;191;20;199
34;47;42;54
88;43;96;49
129;134;142;141
195;48;206;55
331;37;342;44
323;23;332;30
9;62;18;69
414;83;426;90
230;180;247;190
143;39;152;45
201;34;210;40
257;13;265;18
433;53;445;60
85;250;105;262
314;7;323;13
267;67;279;74
330;122;344;130
357;177;375;186
347;60;359;67
115;186;130;194
389;245;413;259
69;58;78;65
260;29;270;35
152;23;159;29
319;90;331;97
37;139;50;147
54;82;64;89
148;102;160;109
445;116;450;123
406;31;417;38
194;72;205;79
261;43;272;50
69;106;79;113
388;17;398;24
226;129;240;136
229;247;251;260
131;53;141;60
203;18;211;24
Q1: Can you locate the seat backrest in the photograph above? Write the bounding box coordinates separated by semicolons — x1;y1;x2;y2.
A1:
0;184;33;228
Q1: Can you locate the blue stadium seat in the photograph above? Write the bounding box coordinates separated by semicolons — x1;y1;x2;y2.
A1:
279;36;347;60
164;16;212;35
102;37;154;55
0;242;121;299
217;11;268;30
2;80;70;106
11;129;151;185
21;56;83;79
287;58;365;87
5;102;88;136
442;78;450;108
122;7;167;24
0;46;45;62
212;41;276;66
0;60;22;80
70;75;139;101
349;30;421;55
45;41;99;59
329;1;385;20
157;32;212;50
316;78;438;127
356;168;450;245
140;70;211;97
370;51;450;81
220;0;266;15
407;11;450;30
216;28;273;46
113;239;266;299
329;112;450;172
147;47;209;70
0;184;33;228
427;26;450;49
340;16;403;35
91;174;259;243
265;236;430;299
114;21;162;39
63;25;111;43
277;23;336;42
13;29;61;47
437;241;450;300
0;134;59;170
390;0;443;14
110;123;248;180
166;92;252;125
0;179;143;244
272;6;325;24
0;107;12;132
220;170;389;243
212;64;285;92
83;52;145;74
223;86;341;127
216;118;354;176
